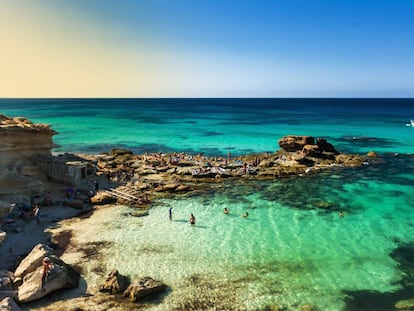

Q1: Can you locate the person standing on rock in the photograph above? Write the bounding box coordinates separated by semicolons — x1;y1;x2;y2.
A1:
41;257;52;287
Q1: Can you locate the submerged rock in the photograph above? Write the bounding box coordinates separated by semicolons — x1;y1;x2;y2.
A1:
99;269;129;294
123;277;166;302
395;298;414;310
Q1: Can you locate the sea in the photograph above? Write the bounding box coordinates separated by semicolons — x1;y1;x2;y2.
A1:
1;98;414;310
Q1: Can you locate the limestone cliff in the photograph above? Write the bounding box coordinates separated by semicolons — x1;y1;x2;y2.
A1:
0;115;57;196
0;114;57;166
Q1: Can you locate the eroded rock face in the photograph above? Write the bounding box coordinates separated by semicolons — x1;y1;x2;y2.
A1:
0;115;57;167
278;136;315;152
99;269;129;294
0;115;57;194
14;244;80;303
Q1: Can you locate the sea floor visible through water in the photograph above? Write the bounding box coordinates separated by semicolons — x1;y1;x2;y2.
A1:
2;98;413;310
56;154;414;311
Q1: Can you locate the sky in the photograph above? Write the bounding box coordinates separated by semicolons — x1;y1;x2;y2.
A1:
1;0;413;98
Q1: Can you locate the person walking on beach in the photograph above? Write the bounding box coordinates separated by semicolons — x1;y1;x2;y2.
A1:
189;214;196;226
33;205;40;225
169;207;173;220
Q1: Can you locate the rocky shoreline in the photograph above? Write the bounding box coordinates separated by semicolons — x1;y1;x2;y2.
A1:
3;115;411;311
88;135;366;210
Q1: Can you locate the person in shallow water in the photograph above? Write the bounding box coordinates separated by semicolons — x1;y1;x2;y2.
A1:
339;210;344;218
242;211;249;218
189;214;196;225
223;207;229;214
169;207;173;220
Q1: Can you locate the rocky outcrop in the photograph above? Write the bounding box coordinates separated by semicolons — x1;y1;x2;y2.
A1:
278;136;315;152
0;115;57;195
0;115;56;167
278;135;339;159
123;277;166;302
14;244;80;303
89;136;367;209
99;269;129;294
14;244;54;278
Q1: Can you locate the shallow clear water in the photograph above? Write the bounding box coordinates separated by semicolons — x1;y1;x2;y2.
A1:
64;157;414;310
1;98;414;310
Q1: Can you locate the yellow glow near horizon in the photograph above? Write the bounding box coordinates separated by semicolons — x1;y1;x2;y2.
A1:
0;2;290;98
0;3;160;98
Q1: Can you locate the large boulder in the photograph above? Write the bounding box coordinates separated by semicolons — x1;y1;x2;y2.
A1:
14;244;54;279
123;277;166;302
278;136;315;152
335;154;365;166
14;244;80;303
99;269;129;294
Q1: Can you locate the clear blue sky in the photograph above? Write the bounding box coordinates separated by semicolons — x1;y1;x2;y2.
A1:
1;0;413;97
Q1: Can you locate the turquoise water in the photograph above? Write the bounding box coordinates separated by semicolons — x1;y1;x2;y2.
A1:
1;98;413;155
1;98;414;310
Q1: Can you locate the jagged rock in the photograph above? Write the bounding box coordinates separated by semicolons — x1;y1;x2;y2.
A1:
123;277;166;302
99;269;129;294
14;244;80;303
14;244;55;278
0;115;56;167
17;257;79;303
278;136;315;152
0;297;21;311
302;144;320;157
316;138;339;154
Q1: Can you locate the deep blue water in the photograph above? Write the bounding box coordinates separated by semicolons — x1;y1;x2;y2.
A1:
1;98;413;155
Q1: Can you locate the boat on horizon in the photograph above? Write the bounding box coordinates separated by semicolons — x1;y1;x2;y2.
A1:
405;120;414;127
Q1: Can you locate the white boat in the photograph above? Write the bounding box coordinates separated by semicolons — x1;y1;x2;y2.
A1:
405;120;414;127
